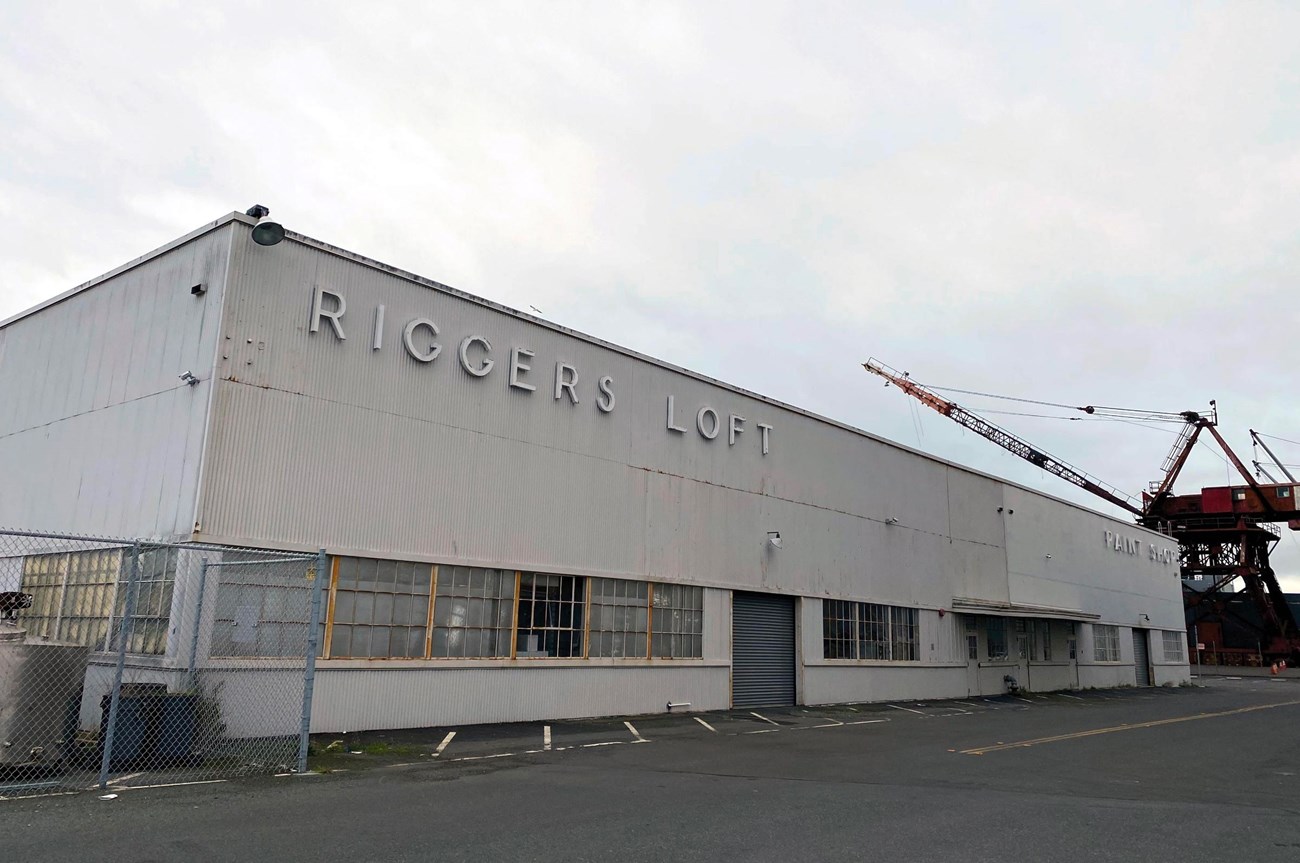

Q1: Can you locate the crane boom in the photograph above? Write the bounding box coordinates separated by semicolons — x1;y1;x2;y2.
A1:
863;358;1144;517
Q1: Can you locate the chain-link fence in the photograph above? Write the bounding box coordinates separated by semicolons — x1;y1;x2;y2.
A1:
0;529;323;796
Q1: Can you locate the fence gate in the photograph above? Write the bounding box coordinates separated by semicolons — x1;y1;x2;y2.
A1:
0;529;323;797
731;592;796;708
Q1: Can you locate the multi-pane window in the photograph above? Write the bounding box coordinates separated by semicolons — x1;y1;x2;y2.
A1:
821;600;919;661
823;600;857;659
986;618;1008;660
328;558;432;659
651;583;703;659
890;607;919;661
1093;624;1121;662
1162;630;1186;662
20;548;126;651
320;558;705;661
211;553;319;658
119;546;176;655
516;572;585;658
589;577;649;658
432;566;515;658
1032;620;1053;662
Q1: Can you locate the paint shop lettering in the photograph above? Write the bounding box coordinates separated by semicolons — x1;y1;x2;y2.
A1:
308;286;771;453
1104;530;1176;566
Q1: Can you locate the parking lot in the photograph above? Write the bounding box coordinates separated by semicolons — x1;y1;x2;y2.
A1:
5;677;1300;862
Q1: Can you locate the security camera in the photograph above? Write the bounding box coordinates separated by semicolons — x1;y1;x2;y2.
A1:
179;371;199;386
767;531;782;549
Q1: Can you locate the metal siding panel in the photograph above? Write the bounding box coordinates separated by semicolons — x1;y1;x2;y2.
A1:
0;227;232;538
194;233;1183;634
309;665;730;731
731;592;795;708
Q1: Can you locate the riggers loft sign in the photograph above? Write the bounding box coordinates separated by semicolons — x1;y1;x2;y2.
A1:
309;287;773;455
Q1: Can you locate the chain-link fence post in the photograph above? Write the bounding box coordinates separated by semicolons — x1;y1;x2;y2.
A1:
98;541;141;789
296;548;327;773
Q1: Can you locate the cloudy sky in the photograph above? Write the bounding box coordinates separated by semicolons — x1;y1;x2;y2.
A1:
3;1;1298;586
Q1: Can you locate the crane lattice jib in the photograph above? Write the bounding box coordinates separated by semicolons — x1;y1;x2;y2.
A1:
863;359;1144;518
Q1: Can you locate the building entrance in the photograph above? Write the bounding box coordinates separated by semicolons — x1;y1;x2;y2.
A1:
731;592;796;708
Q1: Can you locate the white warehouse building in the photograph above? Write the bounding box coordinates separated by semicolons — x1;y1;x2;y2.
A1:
0;211;1190;733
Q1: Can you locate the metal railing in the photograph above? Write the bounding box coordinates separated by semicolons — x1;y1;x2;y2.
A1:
0;528;324;796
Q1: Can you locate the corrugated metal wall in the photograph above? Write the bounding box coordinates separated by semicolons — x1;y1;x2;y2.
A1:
0;226;232;538
311;664;730;732
192;226;1184;629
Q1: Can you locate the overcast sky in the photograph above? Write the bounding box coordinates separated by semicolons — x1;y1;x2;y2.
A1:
2;1;1298;587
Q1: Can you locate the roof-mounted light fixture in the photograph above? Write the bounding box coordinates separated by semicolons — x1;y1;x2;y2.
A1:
246;204;285;246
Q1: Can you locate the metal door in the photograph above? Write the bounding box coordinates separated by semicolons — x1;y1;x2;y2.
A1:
732;592;796;708
1132;629;1152;686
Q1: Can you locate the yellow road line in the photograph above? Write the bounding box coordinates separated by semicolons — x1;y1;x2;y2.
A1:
961;698;1300;756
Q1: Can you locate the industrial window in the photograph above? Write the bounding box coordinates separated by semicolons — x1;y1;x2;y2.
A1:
431;566;514;658
1162;630;1185;662
327;557;432;659
1032;620;1052;662
20;548;126;651
823;600;857;659
821;600;919;661
986;618;1008;660
589;577;648;658
320;560;702;661
651;583;704;659
1278;487;1292;499
967;634;978;660
212;552;321;658
119;547;176;655
1233;489;1246;501
890;607;919;661
516;572;585;658
1093;624;1121;662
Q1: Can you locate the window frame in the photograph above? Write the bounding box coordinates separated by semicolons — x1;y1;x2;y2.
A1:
820;599;920;662
1161;630;1186;663
321;559;704;661
1093;624;1121;662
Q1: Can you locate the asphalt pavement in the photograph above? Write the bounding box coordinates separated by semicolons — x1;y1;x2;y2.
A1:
5;678;1300;862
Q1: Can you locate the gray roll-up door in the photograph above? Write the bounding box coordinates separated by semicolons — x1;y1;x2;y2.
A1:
732;592;796;708
1132;629;1151;686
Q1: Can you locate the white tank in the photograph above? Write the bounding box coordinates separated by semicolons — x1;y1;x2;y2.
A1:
0;622;91;767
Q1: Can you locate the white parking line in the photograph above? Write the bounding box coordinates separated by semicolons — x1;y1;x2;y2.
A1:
115;779;229;790
956;701;982;709
433;731;456;757
750;712;781;726
1058;693;1084;701
809;717;844;728
582;741;626;748
694;717;718;733
452;753;514;762
543;725;552;751
845;719;890;726
888;704;927;715
743;728;780;734
624;720;647;742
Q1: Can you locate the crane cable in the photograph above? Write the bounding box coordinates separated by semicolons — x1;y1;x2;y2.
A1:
919;382;1189;421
